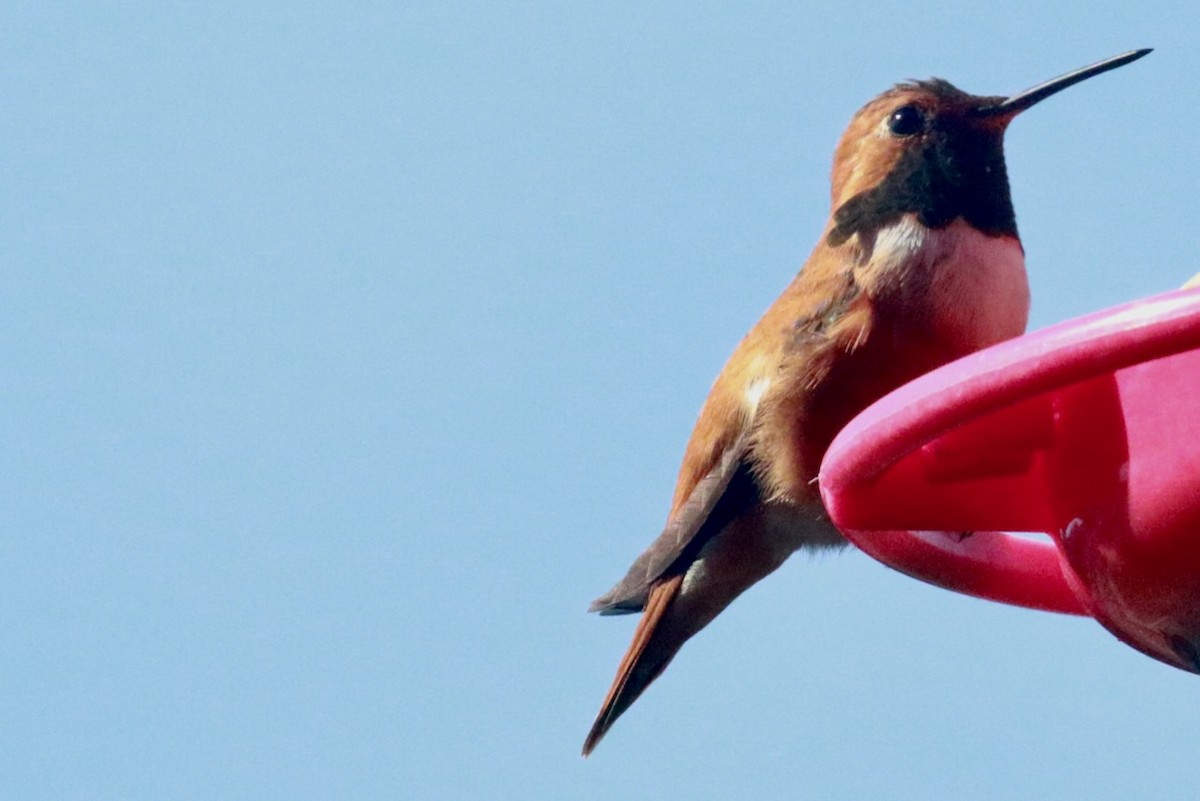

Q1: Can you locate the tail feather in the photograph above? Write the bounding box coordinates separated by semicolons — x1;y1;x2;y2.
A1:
582;574;685;756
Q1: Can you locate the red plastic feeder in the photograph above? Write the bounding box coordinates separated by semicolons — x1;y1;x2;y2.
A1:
819;287;1200;673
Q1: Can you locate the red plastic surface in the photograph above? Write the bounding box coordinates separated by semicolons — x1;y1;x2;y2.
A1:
820;287;1200;672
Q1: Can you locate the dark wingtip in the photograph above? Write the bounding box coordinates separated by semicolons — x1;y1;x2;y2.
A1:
588;583;645;615
587;590;615;614
589;599;640;616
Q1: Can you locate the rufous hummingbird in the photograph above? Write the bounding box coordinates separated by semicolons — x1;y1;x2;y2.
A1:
584;49;1151;756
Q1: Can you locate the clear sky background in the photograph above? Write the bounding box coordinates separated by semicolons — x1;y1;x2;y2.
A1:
3;3;1199;799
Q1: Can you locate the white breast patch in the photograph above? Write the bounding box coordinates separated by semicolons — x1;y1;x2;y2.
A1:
864;217;1030;349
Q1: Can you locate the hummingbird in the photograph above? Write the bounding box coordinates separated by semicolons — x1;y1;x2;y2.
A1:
583;49;1151;756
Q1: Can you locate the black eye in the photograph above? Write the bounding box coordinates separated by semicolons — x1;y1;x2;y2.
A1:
887;105;924;137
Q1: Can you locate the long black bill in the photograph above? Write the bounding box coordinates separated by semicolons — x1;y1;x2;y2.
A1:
974;48;1152;117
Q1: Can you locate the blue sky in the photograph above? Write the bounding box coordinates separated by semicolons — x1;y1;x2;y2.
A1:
3;3;1199;799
